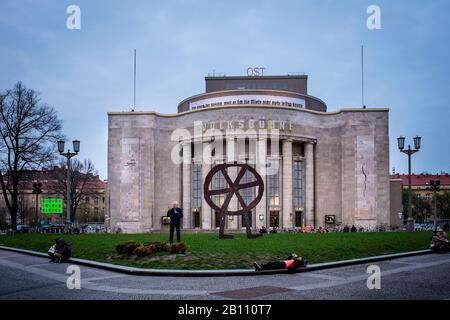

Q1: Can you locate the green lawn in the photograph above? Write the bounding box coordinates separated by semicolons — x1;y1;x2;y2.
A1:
0;231;432;270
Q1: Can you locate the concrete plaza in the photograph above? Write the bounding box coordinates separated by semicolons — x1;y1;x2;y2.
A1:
0;249;449;300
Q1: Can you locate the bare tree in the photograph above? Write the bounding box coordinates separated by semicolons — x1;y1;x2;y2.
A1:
437;191;450;220
17;194;32;225
0;82;63;230
49;158;100;223
0;207;8;230
412;195;432;223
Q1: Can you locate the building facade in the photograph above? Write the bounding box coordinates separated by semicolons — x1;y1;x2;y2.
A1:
0;169;107;226
390;173;450;200
107;74;390;233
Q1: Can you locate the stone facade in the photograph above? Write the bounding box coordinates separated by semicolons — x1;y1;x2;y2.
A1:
107;105;390;233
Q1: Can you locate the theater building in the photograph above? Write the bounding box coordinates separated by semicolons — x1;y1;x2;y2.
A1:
107;73;390;233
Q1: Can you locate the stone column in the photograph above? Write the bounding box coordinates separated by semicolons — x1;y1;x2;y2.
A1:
182;141;191;229
227;137;238;230
255;137;267;229
201;142;212;230
305;142;315;227
282;139;293;229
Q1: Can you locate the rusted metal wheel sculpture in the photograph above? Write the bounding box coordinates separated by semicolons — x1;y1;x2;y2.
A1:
203;162;264;239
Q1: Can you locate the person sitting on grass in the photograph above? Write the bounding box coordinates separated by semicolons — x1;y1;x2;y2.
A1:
430;228;449;253
48;238;72;263
253;253;307;273
259;226;267;234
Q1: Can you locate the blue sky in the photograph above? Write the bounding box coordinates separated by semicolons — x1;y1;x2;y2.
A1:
1;0;449;179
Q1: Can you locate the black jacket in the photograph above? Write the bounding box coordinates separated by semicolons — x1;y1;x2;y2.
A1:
167;207;183;225
56;240;71;260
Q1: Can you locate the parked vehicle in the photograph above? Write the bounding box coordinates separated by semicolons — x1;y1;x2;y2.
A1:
82;224;105;233
16;224;31;233
39;224;65;234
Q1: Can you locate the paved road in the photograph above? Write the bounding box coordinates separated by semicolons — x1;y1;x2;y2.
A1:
0;249;449;300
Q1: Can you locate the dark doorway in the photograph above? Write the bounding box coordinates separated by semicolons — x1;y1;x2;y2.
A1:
269;211;279;228
295;211;303;227
193;212;200;228
215;211;220;228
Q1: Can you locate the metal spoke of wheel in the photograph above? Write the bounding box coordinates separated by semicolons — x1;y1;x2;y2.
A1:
221;168;234;189
235;190;247;209
238;181;259;189
234;166;247;186
221;191;234;211
208;188;233;196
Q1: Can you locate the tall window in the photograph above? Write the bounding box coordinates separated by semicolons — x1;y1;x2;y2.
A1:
192;163;202;208
239;168;255;209
268;167;280;207
213;170;226;208
212;169;226;228
293;161;303;208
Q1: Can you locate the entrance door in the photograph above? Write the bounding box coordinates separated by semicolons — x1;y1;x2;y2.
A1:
193;212;200;228
214;211;221;228
295;211;302;227
269;211;280;228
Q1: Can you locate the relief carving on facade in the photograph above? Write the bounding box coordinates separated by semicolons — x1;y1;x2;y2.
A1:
120;137;141;222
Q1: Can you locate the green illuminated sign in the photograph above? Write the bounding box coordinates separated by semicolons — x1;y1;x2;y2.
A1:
41;198;63;215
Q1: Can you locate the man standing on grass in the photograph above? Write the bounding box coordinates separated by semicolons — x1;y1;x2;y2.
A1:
167;201;183;244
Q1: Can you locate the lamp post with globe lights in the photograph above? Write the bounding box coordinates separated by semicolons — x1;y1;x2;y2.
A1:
397;136;421;232
57;139;80;226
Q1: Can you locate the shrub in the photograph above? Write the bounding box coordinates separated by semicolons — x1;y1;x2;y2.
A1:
115;240;187;257
152;242;168;251
133;245;156;257
166;242;187;254
115;240;140;255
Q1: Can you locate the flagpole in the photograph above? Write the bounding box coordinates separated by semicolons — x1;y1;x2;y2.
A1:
133;49;137;109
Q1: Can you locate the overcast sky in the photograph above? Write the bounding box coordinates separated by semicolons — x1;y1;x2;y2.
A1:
1;0;449;179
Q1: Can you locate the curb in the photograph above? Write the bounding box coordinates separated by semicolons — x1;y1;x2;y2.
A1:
0;245;433;277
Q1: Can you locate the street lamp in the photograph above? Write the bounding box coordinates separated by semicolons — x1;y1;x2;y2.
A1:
397;135;421;232
57;139;80;226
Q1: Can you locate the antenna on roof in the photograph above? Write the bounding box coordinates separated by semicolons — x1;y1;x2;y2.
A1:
132;49;136;112
361;45;366;109
207;70;226;77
